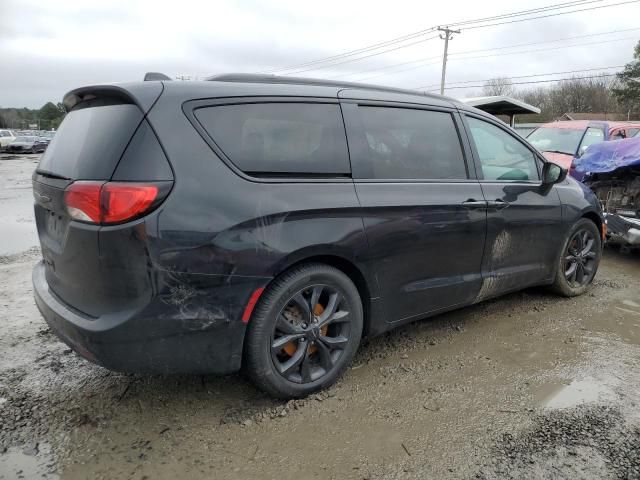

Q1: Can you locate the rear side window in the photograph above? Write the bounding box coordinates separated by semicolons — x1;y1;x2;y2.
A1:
355;106;467;180
195;103;350;175
37;104;143;180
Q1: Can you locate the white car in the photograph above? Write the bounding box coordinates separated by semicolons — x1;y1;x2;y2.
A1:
0;130;16;150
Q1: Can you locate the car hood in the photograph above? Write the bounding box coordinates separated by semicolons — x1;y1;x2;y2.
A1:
541;151;573;170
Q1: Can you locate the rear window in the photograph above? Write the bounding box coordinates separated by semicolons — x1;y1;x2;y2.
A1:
37;104;142;179
194;103;350;175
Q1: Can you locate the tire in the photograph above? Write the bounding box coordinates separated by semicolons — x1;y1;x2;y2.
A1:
550;218;602;297
243;263;363;399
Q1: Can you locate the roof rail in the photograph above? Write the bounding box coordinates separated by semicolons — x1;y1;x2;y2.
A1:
144;72;172;81
206;73;439;98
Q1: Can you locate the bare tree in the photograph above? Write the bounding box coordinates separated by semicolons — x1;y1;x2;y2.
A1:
514;75;623;122
482;77;515;96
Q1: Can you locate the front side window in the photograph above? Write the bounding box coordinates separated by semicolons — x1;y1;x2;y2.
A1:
355;106;467;180
467;117;539;181
195;103;350;175
578;127;605;155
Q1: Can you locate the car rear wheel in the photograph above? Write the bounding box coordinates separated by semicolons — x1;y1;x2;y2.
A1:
550;219;601;297
244;263;363;399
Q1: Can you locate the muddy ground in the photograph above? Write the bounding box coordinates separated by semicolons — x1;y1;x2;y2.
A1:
1;155;639;479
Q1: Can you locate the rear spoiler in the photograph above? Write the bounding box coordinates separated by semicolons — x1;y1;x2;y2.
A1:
63;83;164;114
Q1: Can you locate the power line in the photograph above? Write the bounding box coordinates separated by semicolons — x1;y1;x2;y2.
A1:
258;30;437;75
336;27;639;82
276;35;440;76
462;0;640;30
353;59;443;82
425;72;619;92
259;0;617;75
330;54;442;80
450;35;637;62
445;0;600;27
449;26;640;56
415;65;625;89
347;34;636;83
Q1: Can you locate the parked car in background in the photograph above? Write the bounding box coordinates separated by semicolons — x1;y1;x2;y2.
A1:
580;136;640;248
32;75;604;398
7;135;48;153
37;131;56;145
0;129;16;151
527;120;640;179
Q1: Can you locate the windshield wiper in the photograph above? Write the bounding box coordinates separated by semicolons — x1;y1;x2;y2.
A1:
542;149;573;156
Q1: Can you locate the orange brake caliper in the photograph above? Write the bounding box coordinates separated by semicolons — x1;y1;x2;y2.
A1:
282;303;327;356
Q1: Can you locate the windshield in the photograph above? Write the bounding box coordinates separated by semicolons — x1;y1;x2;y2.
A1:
13;136;36;142
527;127;584;155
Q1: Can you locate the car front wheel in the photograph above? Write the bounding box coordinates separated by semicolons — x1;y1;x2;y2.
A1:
550;218;602;297
244;263;363;399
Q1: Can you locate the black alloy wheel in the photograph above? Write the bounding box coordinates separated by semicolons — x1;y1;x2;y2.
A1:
564;229;598;287
271;284;351;384
551;218;601;297
244;263;362;399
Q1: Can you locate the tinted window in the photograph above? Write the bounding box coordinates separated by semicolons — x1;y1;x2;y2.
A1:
195;103;349;175
37;104;143;179
356;107;467;179
467;117;539;181
630;128;640;138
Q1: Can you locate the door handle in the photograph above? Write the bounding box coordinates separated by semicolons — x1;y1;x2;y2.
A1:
487;199;510;210
462;199;488;210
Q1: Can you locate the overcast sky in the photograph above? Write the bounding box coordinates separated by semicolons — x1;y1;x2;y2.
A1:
1;0;639;108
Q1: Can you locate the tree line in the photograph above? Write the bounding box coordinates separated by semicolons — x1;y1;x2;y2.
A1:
480;40;640;123
0;102;66;131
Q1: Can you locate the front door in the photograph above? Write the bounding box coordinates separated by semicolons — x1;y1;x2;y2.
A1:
342;102;487;324
462;114;563;301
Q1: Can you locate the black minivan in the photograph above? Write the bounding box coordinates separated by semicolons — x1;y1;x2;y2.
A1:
33;74;604;398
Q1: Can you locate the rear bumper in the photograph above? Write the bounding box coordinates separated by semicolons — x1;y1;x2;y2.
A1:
605;214;640;246
33;260;265;374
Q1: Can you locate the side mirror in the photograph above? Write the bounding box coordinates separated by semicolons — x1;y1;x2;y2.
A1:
542;162;567;185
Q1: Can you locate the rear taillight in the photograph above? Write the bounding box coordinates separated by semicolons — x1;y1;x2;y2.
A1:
64;181;165;225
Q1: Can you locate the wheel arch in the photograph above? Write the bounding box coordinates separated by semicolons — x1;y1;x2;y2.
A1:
581;210;604;240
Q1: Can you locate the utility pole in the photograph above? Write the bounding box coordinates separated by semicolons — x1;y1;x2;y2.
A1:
438;26;460;95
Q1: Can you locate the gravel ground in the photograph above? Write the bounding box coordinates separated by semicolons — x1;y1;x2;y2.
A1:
1;155;639;479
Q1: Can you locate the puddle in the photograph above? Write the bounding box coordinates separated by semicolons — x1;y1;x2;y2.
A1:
583;300;640;346
0;160;39;256
0;443;58;480
535;378;617;409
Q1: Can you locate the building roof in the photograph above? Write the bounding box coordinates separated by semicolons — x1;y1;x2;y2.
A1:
540;120;640;131
561;112;629;121
460;96;541;116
